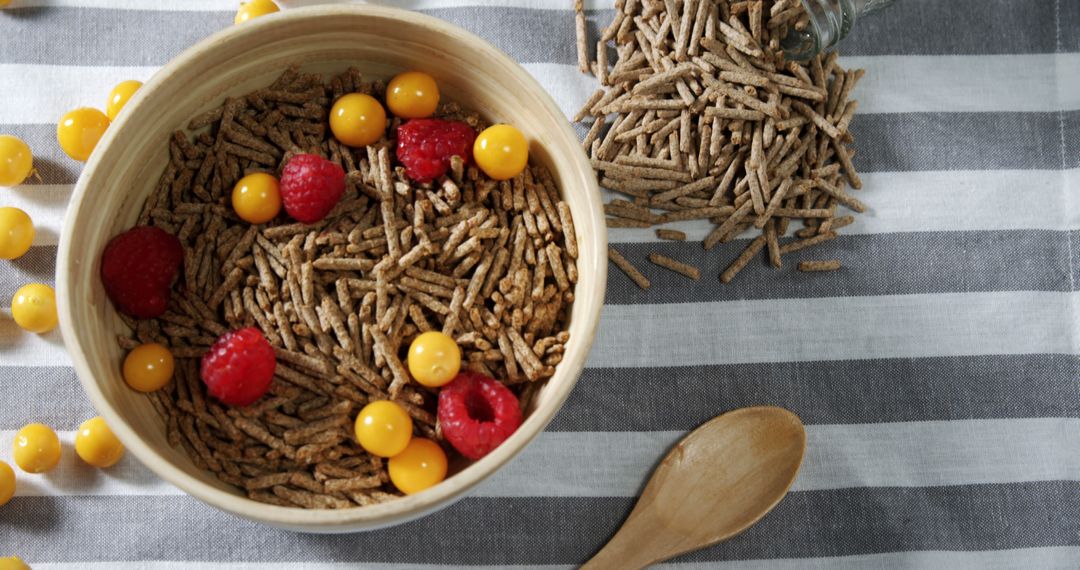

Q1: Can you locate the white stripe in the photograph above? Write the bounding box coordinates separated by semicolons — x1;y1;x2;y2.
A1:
5;418;1078;498
35;561;565;565
9;168;1080;247
279;0;615;9
671;547;1080;570
0;65;157;125
11;0;236;8
29;547;1080;569
844;53;1080;113
532;54;1080;119
0;318;69;367
33;561;570;565
3;291;1077;368
0;429;181;497
11;0;614;10
678;548;1080;570
482;418;1080;497
5;54;1080;125
590;291;1080;368
607;168;1080;242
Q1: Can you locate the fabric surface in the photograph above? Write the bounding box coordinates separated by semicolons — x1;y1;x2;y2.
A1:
1;0;1079;567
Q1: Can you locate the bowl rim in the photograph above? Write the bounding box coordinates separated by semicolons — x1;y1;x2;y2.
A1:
56;4;607;531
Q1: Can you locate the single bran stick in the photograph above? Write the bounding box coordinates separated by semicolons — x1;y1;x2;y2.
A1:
798;259;841;272
648;253;701;280
575;0;590;73
656;229;687;241
720;234;766;283
608;247;651;289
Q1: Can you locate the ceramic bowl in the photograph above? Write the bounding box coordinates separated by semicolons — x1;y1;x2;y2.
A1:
57;4;606;532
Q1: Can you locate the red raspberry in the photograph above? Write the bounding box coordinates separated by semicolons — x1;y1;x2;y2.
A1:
396;119;476;183
99;226;183;319
200;328;276;407
438;371;522;460
279;154;346;223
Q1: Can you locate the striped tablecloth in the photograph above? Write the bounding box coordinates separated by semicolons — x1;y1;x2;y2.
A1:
2;0;1079;567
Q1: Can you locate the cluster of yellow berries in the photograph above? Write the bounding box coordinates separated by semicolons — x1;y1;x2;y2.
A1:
229;68;528;225
1;80;144;338
0;140;56;333
351;331;463;494
1;418;126;513
57;80;142;162
330;70;531;181
0;79;140;187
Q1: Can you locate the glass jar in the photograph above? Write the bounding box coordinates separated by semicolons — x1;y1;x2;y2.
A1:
781;0;897;60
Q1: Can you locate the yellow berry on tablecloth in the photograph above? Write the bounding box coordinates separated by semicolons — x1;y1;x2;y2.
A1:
106;80;143;120
57;108;110;162
13;423;61;474
0;207;34;260
235;0;279;25
11;283;57;334
0;135;33;187
75;416;125;468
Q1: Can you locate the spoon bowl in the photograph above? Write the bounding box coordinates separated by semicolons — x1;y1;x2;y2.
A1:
584;406;806;569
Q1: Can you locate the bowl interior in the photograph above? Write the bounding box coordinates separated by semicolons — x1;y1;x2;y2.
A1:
57;5;606;531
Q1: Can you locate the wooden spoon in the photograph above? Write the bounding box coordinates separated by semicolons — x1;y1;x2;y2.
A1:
582;406;806;569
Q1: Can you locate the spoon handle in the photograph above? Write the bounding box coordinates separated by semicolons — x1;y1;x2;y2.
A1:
580;515;665;570
581;536;653;570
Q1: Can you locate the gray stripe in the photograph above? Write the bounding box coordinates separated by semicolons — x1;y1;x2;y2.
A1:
849;111;1079;172
841;0;1061;55
10;111;1079;187
1066;0;1080;52
1072;230;1080;287
550;354;1080;431
6;354;1078;432
1;482;1077;562
1066;110;1080;168
0;368;94;430
0;244;57;303
2;1;1075;68
24;548;1080;569
0;7;588;67
8;230;1074;309
606;230;1076;305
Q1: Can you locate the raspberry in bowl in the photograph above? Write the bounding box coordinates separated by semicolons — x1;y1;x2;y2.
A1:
57;5;605;532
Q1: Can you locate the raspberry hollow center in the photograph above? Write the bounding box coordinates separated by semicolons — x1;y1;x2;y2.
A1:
465;391;495;423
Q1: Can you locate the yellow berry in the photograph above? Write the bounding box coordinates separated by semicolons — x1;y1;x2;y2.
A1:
0;461;14;507
388;438;447;495
57;108;110;162
106;80;143;120
13;423;61;474
386;71;440;119
235;0;279;24
0;558;29;570
407;331;461;387
123;342;175;393
0;135;33;187
0;207;34;260
330;93;387;147
75;416;125;468
473;124;529;181
231;172;281;224
354;400;413;458
11;283;57;334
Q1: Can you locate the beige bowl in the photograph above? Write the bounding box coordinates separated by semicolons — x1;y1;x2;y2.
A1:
56;5;606;532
